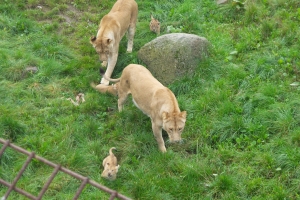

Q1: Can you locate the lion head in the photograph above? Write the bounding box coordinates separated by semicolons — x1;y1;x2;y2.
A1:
90;36;112;61
162;111;187;143
150;14;160;35
101;163;120;181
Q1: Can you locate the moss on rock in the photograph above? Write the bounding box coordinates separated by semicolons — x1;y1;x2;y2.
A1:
138;33;210;85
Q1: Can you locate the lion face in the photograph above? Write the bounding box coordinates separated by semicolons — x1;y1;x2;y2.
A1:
90;36;112;61
162;111;187;142
101;163;120;181
150;15;160;35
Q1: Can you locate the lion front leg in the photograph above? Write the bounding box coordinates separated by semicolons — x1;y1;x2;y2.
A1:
152;122;166;152
101;53;118;85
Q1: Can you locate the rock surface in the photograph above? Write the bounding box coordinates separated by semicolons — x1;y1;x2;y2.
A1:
138;33;210;85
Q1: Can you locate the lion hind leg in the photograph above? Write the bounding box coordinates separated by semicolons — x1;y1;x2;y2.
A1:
126;26;135;53
127;5;137;53
117;91;128;112
127;20;136;53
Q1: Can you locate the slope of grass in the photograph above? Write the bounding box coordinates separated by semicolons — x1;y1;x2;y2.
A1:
1;0;300;199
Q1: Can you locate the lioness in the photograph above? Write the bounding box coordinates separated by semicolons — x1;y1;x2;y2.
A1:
90;0;138;85
100;64;187;152
101;147;120;180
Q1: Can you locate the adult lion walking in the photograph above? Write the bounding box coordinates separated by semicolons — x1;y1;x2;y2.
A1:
90;0;138;85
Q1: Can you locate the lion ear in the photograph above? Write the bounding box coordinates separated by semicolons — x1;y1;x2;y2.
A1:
116;165;120;172
106;38;112;45
180;111;187;119
90;36;96;44
162;112;169;120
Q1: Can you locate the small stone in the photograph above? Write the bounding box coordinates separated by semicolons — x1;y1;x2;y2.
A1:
217;0;228;5
25;66;38;73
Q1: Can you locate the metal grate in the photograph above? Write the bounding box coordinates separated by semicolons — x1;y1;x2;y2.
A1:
0;138;131;200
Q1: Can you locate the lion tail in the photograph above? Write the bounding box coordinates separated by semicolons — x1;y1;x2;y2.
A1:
90;82;97;89
90;81;118;96
109;147;116;156
100;68;121;83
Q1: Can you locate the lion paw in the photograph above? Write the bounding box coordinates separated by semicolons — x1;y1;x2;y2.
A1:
100;78;110;86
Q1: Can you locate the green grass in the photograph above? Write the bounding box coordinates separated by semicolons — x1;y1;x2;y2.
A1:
1;0;300;199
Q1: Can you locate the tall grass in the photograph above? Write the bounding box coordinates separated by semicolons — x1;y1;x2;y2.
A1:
1;0;300;199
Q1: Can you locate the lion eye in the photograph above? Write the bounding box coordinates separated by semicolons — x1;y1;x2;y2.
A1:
169;128;173;131
178;128;182;131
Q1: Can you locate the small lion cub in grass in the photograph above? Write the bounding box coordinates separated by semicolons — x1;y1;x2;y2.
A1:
101;147;120;181
150;14;160;35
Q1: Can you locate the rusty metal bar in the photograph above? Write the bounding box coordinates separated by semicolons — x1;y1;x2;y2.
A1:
73;177;89;200
36;164;61;200
110;191;118;200
0;139;10;156
0;138;131;200
0;178;37;199
4;152;36;199
59;166;131;199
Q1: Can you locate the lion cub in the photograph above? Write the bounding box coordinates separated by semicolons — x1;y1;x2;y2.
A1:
150;14;160;35
101;147;120;180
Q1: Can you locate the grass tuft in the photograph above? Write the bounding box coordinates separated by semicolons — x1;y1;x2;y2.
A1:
1;0;300;199
0;116;27;142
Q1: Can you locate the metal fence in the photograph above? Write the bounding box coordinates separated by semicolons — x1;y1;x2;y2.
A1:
0;138;131;200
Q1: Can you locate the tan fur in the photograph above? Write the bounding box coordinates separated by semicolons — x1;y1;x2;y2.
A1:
150;14;160;35
90;0;138;85
90;82;118;96
103;64;187;152
101;147;120;180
